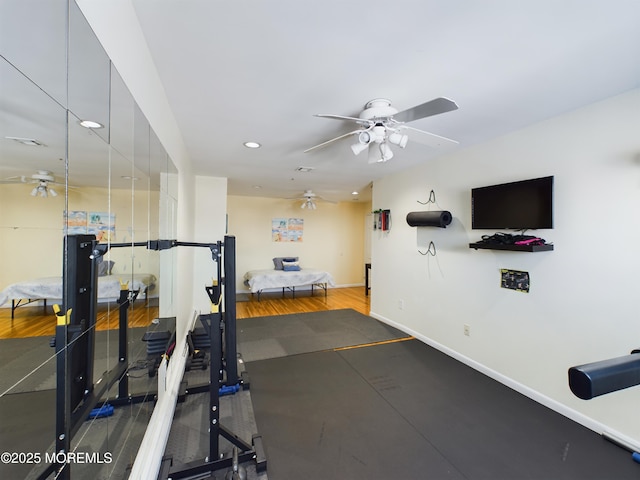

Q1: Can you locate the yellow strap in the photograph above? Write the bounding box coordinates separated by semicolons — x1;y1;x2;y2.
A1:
211;299;220;313
53;304;73;326
209;280;221;312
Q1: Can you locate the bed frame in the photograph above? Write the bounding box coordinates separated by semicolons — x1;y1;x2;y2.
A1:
7;288;148;319
2;274;154;320
253;282;329;301
9;298;49;319
243;268;336;302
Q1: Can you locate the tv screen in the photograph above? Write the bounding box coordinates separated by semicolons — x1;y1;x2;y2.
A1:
471;176;553;230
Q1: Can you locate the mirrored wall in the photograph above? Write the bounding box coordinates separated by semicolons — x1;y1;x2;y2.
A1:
0;1;178;478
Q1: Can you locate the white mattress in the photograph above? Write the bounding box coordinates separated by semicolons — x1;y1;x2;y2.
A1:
0;273;156;306
243;268;335;293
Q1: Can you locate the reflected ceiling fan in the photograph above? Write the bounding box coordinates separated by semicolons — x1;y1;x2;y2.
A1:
0;170;66;197
294;190;336;209
304;97;459;163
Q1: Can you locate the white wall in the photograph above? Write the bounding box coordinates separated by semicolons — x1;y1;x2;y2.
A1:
191;176;227;314
370;89;640;446
77;0;197;325
76;6;203;477
227;195;370;292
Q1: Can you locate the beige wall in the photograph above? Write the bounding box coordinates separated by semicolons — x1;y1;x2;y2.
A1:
0;184;160;293
0;184;66;284
227;195;371;292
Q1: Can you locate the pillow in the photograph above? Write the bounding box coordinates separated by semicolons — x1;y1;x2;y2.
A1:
273;257;298;270
97;260;115;277
282;260;301;271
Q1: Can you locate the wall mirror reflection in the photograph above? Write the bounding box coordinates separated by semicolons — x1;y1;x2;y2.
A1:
0;2;178;478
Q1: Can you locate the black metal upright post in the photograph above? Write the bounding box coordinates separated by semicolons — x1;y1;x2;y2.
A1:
223;235;238;385
52;234;97;479
117;287;130;399
208;311;222;462
53;314;72;480
165;235;267;479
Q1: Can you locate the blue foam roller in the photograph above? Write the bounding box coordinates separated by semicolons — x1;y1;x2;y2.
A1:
632;452;640;464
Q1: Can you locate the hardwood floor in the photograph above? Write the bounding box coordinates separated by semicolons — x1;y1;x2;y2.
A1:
0;301;161;339
0;287;370;339
236;286;370;318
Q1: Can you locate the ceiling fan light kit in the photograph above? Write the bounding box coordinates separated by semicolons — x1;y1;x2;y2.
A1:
306;97;459;162
380;143;393;161
388;132;408;148
350;141;369;155
301;198;317;209
293;189;337;209
30;184;57;197
2;169;64;198
358;131;373;144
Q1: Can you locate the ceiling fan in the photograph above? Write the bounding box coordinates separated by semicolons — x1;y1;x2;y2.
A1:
304;97;459;163
294;190;336;209
0;170;65;197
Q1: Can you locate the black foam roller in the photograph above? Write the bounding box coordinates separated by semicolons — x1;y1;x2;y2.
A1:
568;353;640;400
406;211;452;228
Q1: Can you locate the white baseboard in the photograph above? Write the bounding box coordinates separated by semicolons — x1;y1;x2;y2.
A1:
369;310;640;452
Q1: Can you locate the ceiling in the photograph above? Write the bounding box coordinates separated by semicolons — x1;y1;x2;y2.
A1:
8;1;640;204
129;0;640;203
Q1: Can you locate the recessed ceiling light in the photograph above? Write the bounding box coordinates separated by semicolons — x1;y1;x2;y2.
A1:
79;120;104;129
252;185;262;189
295;166;315;172
121;175;139;180
351;191;359;195
243;141;261;149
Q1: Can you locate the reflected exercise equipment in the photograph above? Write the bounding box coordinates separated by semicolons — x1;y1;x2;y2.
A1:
42;234;265;479
43;234;173;480
44;235;136;480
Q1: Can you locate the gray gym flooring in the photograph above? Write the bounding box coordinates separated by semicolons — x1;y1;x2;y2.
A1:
2;309;639;479
247;331;640;479
0;323;167;479
236;308;409;362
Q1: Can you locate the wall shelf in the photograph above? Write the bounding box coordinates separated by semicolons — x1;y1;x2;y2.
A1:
469;242;554;252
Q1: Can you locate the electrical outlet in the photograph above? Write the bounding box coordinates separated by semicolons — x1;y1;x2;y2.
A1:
398;299;404;310
463;324;470;336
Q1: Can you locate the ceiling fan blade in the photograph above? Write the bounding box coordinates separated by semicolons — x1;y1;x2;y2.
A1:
304;128;367;153
0;177;34;184
393;97;458;124
315;114;373;127
400;124;459;148
317;195;338;204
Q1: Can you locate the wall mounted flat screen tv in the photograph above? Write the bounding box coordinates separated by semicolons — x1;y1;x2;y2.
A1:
471;176;554;230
